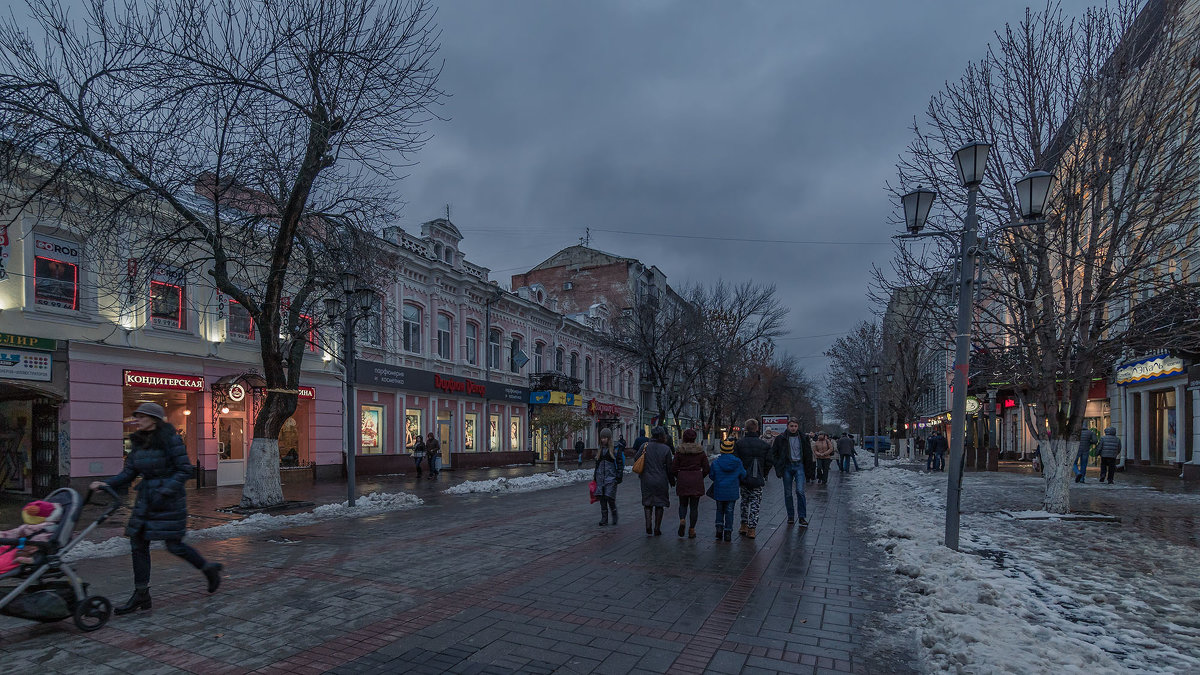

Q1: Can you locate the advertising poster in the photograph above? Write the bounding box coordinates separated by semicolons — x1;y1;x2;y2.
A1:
761;414;789;442
361;406;383;453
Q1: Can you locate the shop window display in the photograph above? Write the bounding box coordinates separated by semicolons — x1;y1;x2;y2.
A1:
489;414;500;452
360;405;384;454
33;234;81;310
464;414;477;451
510;416;522;453
405;409;422;449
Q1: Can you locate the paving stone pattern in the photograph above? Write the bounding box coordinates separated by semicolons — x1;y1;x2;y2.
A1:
0;469;917;674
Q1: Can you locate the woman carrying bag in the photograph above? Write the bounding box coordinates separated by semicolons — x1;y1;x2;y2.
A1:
90;403;223;615
635;426;675;535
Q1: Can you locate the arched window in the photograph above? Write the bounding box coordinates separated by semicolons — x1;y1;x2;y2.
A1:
596;361;604;392
357;294;383;347
534;342;544;372
555;347;564;373
437;314;452;360
465;322;478;365
584;357;592;389
488;329;501;369
402;303;422;353
569;352;578;379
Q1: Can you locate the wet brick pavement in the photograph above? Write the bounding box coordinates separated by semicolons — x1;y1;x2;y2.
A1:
0;467;918;674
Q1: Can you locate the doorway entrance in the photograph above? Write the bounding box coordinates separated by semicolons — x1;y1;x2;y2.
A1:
217;415;247;485
437;411;452;467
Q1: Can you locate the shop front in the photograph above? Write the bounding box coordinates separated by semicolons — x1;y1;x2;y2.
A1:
1115;354;1194;470
356;360;533;473
0;331;67;497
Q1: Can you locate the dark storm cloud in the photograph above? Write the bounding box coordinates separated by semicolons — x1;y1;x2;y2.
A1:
400;0;1094;380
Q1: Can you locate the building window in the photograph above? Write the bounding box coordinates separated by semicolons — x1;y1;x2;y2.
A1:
228;301;254;340
563;281;573;290
489;414;501;451
510;416;522;453
466;322;478;365
357;294;383;347
534;342;544;372
149;266;187;329
32;234;81;311
585;357;592;389
405;409;422;449
464;413;478;451
360;405;384;455
510;336;523;373
298;314;317;352
488;329;501;369
437;314;453;360
402;303;422;353
569;352;578;379
555;347;564;373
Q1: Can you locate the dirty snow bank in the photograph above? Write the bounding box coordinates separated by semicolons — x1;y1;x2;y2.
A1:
65;491;422;561
851;466;1200;674
444;468;592;495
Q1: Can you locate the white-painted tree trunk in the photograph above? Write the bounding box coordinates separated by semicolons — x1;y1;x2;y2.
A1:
240;437;284;508
1042;438;1072;513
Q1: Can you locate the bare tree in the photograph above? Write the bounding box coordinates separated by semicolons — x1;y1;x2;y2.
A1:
531;405;591;469
824;321;882;432
0;0;444;506
884;0;1200;512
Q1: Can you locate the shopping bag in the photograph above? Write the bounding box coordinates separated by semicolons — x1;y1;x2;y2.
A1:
588;480;598;503
632;452;645;474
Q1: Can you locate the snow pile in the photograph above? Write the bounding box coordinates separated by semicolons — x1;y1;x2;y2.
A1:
444;468;592;495
64;491;422;562
852;467;1200;674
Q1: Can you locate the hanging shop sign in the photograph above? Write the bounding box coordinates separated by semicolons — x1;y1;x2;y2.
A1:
123;369;204;391
965;396;981;415
530;390;582;406
299;386;316;399
227;383;246;402
1116;354;1185;386
0;349;52;382
0;332;57;352
587;398;621;417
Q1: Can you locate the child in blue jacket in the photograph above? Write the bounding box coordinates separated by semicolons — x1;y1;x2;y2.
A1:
709;439;747;542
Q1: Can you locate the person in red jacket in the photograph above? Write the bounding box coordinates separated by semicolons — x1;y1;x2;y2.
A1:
671;429;710;538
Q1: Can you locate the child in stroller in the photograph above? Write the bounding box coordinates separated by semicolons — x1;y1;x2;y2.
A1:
0;486;123;631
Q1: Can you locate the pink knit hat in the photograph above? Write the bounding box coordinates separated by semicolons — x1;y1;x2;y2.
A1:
21;500;62;525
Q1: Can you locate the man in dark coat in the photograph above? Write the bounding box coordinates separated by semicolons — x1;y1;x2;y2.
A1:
836;433;856;472
927;431;948;472
575;438;585;466
770;419;815;526
734;419;772;539
91;402;222;615
1096;427;1121;484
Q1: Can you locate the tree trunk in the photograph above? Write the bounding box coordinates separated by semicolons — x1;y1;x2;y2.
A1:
240;390;296;508
1042;438;1072;513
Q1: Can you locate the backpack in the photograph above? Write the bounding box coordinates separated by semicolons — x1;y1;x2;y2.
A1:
741;456;765;488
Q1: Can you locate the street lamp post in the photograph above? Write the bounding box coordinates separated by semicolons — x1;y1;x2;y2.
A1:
871;365;880;467
857;373;867;453
885;372;894;460
324;272;375;508
899;143;1054;551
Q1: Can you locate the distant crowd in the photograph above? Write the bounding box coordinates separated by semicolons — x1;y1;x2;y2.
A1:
591;419;871;540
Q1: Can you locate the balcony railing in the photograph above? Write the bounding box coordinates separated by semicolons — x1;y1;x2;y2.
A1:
528;371;583;394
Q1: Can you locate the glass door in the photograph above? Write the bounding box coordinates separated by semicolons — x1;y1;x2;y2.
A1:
437;411;452;467
217;416;247;486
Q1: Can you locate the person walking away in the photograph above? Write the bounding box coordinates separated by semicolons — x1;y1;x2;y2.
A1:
575;438;585;467
89;403;222;615
632;431;649;455
927;431;948;472
593;429;623;526
636;427;675;535
770;420;815;526
836;433;855;473
1096;427;1121;484
812;433;836;484
1075;427;1096;483
672;429;709;538
426;432;441;478
709;439;746;542
734;419;772;539
410;435;426;479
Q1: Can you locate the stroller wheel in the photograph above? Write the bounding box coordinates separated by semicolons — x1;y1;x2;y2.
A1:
73;596;112;632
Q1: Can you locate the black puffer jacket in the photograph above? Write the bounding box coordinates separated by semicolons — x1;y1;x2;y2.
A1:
108;422;192;541
734;432;773;488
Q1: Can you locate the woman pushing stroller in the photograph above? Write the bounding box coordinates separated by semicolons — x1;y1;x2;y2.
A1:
90;402;223;614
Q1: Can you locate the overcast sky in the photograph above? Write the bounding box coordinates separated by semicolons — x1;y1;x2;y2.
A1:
398;0;1094;388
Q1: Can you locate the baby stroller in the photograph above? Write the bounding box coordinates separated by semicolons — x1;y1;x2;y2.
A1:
0;486;122;631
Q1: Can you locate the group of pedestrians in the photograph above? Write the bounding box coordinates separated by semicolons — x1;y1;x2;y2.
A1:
408;433;442;479
594;417;823;542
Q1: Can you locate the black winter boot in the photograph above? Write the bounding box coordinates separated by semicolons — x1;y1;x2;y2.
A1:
203;563;224;593
114;588;152;615
610;502;618;526
653;507;664;536
644;508;653;535
599;501;609;526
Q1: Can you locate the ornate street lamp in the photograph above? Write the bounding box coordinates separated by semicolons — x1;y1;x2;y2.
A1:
902;187;936;235
1015;170;1055;220
953;142;991;187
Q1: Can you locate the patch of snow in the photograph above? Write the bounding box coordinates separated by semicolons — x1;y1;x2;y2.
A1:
444;469;592;495
64;491;422;562
851;467;1200;674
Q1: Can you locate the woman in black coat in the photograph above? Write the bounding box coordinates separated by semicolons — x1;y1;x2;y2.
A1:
91;402;223;614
